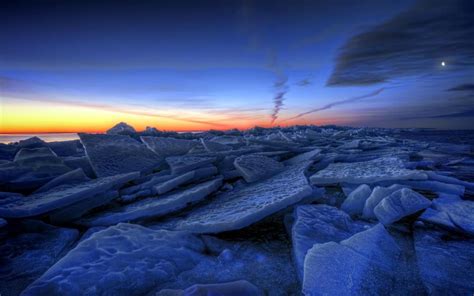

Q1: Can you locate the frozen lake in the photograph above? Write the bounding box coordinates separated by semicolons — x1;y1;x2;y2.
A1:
0;133;79;144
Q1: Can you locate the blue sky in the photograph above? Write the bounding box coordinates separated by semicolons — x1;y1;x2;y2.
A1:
1;0;473;132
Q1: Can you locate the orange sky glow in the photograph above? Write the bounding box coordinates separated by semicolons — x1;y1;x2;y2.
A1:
0;100;340;134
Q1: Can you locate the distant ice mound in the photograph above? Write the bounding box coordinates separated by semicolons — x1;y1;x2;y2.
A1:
106;122;136;135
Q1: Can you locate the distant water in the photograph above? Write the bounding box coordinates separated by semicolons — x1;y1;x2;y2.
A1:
0;133;79;144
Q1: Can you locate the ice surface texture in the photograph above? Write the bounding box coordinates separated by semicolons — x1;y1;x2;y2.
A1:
0;172;138;218
79;133;161;177
233;154;284;182
420;196;474;236
341;184;371;216
310;157;427;185
78;177;223;226
0;220;78;296
291;205;370;280
22;224;208;296
1;126;473;296
156;280;264;296
162;161;313;233
166;155;216;175
362;184;406;219
303;224;401;295
141;136;198;158
415;228;474;295
374;188;431;225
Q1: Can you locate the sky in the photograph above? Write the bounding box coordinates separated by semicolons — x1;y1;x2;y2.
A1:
0;0;473;133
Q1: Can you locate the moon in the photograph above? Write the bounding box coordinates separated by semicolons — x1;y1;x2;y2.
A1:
441;61;446;67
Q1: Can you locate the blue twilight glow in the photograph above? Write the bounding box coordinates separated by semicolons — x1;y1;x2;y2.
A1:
1;0;473;132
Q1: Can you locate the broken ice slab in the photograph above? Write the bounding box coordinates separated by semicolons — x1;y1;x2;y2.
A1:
362;184;406;219
13;147;64;167
246;138;301;152
374;188;431;225
200;138;232;152
21;224;210;296
340;184;372;216
419;208;457;231
310;157;427;185
155;280;264;296
17;136;46;148
117;167;215;204
166;155;216;175
283;148;322;166
395;180;465;196
120;169;173;194
153;166;217;195
79;133;162;177
152;233;299;295
0;220;78;296
34;168;89;193
78;177;223;226
48;190;119;224
291;204;370;280
61;155;96;178
1;147;73;192
209;135;244;146
419;196;474;236
425;170;474;190
303;224;402;295
414;228;474;295
233;154;284;183
158;161;313;233
47;139;82;157
0;172;139;218
141;136;198;157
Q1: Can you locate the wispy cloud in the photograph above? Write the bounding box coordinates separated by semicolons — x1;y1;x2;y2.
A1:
446;83;474;92
282;88;385;121
400;108;474;120
268;55;288;124
421;109;474;119
328;0;474;86
296;79;311;87
239;0;289;125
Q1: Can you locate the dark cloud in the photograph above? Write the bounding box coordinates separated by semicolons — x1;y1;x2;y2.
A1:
427;109;474;118
403;108;474;119
328;0;474;86
447;84;474;92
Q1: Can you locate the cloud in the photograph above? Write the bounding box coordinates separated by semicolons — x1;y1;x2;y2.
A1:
425;109;474;118
283;88;385;121
327;0;474;86
447;83;474;92
401;108;474;120
296;79;311;86
268;55;289;124
239;1;289;125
